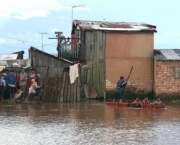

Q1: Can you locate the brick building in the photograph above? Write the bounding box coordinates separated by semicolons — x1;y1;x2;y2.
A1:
154;49;180;97
71;20;157;98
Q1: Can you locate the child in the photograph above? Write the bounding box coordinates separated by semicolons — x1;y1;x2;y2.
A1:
142;97;150;104
27;68;37;89
26;79;40;101
132;97;141;107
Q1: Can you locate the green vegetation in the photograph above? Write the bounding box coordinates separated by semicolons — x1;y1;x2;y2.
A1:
92;63;104;98
171;99;180;104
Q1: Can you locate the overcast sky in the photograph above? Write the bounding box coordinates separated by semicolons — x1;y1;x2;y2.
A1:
0;0;180;58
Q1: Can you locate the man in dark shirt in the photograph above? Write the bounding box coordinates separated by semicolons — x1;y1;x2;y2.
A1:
113;76;127;102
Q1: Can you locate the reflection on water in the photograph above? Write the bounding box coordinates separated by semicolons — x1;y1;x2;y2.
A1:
0;101;180;145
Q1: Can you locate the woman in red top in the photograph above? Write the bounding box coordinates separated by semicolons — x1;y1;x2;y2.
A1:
132;97;141;107
142;97;150;104
16;73;20;89
27;68;37;89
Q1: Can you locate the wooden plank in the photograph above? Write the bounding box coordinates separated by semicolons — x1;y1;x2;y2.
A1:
42;78;48;101
46;78;52;102
52;77;58;102
45;78;50;102
56;78;60;102
77;77;80;101
59;81;63;102
67;82;71;102
69;84;72;102
65;72;69;102
73;79;77;101
60;72;66;102
57;77;62;102
43;78;49;101
63;72;68;102
67;73;72;102
46;78;51;101
44;78;50;101
70;83;73;102
48;78;54;101
53;77;60;102
50;78;54;101
55;78;60;101
71;80;75;102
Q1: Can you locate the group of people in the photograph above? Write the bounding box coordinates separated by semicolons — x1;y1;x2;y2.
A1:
131;97;163;107
0;68;41;101
113;76;163;106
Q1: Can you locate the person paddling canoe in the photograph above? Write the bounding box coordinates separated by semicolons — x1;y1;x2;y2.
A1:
113;76;127;103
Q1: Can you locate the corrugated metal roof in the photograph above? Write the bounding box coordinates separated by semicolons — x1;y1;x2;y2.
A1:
154;49;180;60
73;20;157;32
0;59;30;67
0;54;18;60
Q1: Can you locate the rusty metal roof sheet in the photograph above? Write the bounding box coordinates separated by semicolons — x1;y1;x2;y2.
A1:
0;54;18;60
154;49;180;60
73;20;157;32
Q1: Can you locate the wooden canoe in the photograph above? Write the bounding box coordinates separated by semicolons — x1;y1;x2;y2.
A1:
106;102;165;109
141;104;165;109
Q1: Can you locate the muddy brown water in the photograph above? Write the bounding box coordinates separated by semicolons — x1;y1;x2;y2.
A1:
0;101;180;145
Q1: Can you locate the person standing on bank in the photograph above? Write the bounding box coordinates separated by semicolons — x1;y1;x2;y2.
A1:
113;76;127;102
5;70;16;100
0;76;6;101
0;73;6;100
16;72;20;89
27;68;37;89
19;68;27;100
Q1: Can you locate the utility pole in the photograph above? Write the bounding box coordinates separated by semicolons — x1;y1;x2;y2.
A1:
72;5;86;23
40;32;47;51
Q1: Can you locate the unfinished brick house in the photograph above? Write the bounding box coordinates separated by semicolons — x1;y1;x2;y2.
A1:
154;49;180;97
70;20;157;98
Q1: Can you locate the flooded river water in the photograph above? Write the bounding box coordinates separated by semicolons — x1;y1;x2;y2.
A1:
0;101;180;145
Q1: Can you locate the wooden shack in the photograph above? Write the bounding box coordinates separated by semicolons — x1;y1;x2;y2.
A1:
29;47;73;79
71;20;157;99
29;47;82;102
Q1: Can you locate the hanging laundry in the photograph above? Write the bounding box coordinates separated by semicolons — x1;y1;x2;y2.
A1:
69;63;81;84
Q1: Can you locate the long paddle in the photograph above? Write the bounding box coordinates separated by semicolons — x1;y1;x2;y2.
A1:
121;66;133;96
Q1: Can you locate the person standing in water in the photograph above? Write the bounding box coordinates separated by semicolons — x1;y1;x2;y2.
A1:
113;76;127;102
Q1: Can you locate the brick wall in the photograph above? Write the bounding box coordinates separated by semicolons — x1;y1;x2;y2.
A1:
154;60;180;97
106;32;154;94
